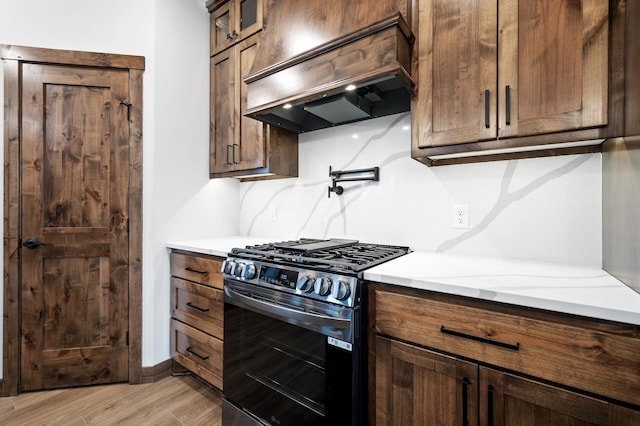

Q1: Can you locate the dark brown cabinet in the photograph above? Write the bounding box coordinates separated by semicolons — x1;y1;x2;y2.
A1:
208;1;298;179
169;251;225;389
371;285;640;425
411;0;631;165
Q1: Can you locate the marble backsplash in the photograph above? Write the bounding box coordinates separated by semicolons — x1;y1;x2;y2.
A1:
238;113;602;267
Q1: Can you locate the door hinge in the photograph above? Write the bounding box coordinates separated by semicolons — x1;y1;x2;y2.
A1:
126;331;129;346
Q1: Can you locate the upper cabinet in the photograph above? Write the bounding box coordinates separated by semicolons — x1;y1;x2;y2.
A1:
209;0;263;55
412;0;632;165
208;0;298;180
210;34;298;179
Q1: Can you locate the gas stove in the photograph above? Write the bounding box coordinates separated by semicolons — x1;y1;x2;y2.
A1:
221;238;410;308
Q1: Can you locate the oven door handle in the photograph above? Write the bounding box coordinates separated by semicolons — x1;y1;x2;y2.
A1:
224;285;351;331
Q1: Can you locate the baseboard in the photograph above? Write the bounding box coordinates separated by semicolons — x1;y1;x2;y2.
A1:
141;359;172;384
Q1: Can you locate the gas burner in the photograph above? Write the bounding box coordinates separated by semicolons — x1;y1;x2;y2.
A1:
231;238;410;274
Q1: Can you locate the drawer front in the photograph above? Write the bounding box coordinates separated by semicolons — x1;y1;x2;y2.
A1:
171;277;223;339
171;319;223;390
373;287;640;406
170;252;223;288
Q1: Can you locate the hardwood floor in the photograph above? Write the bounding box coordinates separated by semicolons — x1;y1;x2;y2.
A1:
0;374;221;425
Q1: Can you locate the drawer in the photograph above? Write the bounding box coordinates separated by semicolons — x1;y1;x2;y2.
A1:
171;319;223;390
171;277;223;339
373;287;640;406
170;251;223;288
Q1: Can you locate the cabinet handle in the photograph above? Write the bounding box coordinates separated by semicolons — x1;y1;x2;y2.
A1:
440;325;520;351
186;346;210;361
186;301;210;313
487;384;495;426
505;85;511;126
231;30;238;38
226;144;233;165
226;33;233;40
462;377;470;426
484;89;490;128
232;144;239;164
185;266;208;275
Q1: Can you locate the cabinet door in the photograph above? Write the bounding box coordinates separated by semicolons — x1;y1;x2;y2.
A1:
480;367;625;426
211;0;263;56
211;2;233;55
235;35;267;171
210;49;236;174
376;336;478;426
498;0;609;139
415;0;497;149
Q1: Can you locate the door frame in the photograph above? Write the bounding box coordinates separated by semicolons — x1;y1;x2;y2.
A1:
1;45;144;396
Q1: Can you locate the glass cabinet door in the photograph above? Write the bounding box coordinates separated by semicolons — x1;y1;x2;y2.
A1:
210;0;263;56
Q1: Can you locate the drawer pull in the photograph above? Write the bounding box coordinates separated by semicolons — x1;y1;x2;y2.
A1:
487;384;495;426
185;266;208;275
186;347;210;361
440;325;520;351
186;302;210;313
462;377;470;426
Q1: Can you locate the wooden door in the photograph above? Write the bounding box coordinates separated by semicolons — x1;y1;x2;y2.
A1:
375;336;479;426
20;63;130;391
498;0;609;139
415;0;497;149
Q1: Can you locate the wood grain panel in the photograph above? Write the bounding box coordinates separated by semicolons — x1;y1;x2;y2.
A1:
44;84;110;228
498;0;609;138
376;336;478;426
171;277;224;339
170;252;223;288
171;319;223;390
373;287;640;406
0;44;145;70
2;57;21;397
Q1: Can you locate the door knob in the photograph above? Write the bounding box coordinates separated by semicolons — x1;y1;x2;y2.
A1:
22;237;41;249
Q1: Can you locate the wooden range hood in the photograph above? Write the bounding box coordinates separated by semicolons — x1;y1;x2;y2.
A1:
244;0;415;133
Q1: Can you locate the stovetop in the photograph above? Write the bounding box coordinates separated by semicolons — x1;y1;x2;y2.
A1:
229;238;411;274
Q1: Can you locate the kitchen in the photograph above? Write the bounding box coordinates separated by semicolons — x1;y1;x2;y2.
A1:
1;0;639;424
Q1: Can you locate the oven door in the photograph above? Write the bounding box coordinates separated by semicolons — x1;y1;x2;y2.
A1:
223;279;363;426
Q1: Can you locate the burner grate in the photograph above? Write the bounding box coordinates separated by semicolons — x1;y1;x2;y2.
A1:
233;239;410;274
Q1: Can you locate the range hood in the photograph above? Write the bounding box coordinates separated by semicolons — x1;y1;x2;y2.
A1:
243;0;415;133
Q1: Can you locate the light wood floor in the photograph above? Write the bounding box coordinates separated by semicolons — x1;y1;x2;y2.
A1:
0;374;221;425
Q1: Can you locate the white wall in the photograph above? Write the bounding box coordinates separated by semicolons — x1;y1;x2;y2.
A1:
239;113;602;267
0;0;239;372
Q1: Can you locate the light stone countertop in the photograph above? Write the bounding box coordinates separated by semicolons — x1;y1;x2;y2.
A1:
364;251;640;325
166;238;640;325
166;236;273;258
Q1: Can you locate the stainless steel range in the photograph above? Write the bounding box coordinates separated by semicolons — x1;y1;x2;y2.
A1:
221;238;410;426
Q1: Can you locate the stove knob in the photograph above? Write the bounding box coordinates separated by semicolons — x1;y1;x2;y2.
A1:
223;260;235;275
244;263;257;279
315;277;332;296
297;275;315;293
332;280;351;301
234;262;246;277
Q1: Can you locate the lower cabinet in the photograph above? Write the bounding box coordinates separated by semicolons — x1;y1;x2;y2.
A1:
376;337;640;425
169;250;225;390
371;284;640;425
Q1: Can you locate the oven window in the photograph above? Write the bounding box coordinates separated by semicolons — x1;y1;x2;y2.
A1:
224;302;354;425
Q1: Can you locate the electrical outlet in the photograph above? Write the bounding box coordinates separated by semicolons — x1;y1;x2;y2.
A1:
452;204;469;229
269;206;277;222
